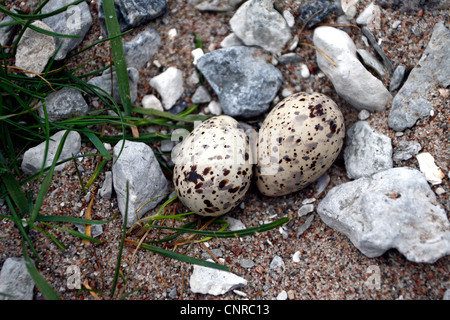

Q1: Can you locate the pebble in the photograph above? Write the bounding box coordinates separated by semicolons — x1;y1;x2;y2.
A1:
191;85;211;104
392;140;422;162
298;0;337;29
21;130;81;175
123;28;161;69
282;10;295;28
37;87;89;122
388;22;449;132
42;0;93;60
190;0;244;11
357;49;386;78
389;65;407;92
220;33;244;48
0;257;35;300
87;67;139;105
276;290;288;300
149;67;184;110
97;0;168;32
361;27;395;74
317;167;450;263
142;94;164;111
344;121;393;179
196;46;282;118
189;262;247;295
298;204;314;217
0;14;17;46
340;0;359;20
207;100;222;115
99;171;113;199
299;63;310;79
297;214;314;237
356;2;381;30
313;26;392;112
239;258;255;269
415;152;445;185
112;140;170;226
230;0;292;54
191;47;204;65
277;53;303;65
15;21;55;77
357;109;371;120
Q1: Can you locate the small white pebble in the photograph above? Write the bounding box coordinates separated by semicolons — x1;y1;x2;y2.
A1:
358;109;371;120
277;290;288;300
292;251;301;262
283;10;295;27
142;94;163;111
168;28;177;39
300;64;310;79
298;204;314;217
207;100;222;115
191;48;204;65
435;187;446;195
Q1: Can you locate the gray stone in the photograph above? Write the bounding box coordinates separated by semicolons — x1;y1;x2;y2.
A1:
392;140;422;162
388;22;449;132
112;140;170;226
196;46;282;118
220;33;244;48
87;67;139;105
76;224;103;238
313;26;392;112
296;214;314;237
190;0;244;11
298;0;337;29
191;85;212;104
123;28;161;69
277;53;303;65
356;2;381;30
357;49;386;78
98;0;168;32
239;258;255;269
0;14;18;46
99;171;113;199
190;263;247;295
361;27;395;74
15;21;56;77
149;67;184;111
389;65;407;92
0;258;34;300
21;130;81;175
42;0;93;60
230;0;292;54
344;121;393;179
317;167;450;263
38;87;89;122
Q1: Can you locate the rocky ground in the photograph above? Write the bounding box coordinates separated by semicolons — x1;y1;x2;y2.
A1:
0;0;449;301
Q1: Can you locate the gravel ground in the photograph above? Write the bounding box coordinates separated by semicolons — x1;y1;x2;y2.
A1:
0;0;449;301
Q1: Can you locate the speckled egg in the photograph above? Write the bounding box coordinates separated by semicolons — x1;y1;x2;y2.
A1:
255;92;345;197
173;115;252;216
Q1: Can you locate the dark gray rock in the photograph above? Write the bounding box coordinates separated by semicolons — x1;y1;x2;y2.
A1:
317;167;450;263
378;0;448;13
388;22;449;131
298;0;337;29
98;0;168;33
0;258;34;300
38;87;89;122
361;27;395;74
392;140;422;162
42;0;93;60
389;65;407;92
123;28;161;69
0;14;18;46
196;46;282;118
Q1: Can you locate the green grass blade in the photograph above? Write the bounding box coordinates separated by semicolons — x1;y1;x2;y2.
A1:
22;242;60;300
131;241;229;272
111;180;129;298
0;171;30;217
103;0;131;116
40;222;102;244
30;130;71;223
36;212;118;225
148;217;290;238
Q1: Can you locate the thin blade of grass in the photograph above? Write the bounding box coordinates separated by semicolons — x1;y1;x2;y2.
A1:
126;240;229;271
148;217;290;238
36;212;118;225
22;242;60;300
110;180;129;298
103;0;131;116
0;171;29;217
40;221;102;244
131;106;210;123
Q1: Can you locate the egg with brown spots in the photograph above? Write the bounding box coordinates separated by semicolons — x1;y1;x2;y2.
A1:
173;115;252;216
255;92;345;197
